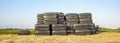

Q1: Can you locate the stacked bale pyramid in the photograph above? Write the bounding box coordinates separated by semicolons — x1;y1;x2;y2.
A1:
35;12;98;35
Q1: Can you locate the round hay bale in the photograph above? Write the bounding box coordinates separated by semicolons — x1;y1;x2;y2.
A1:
52;31;67;35
52;24;67;31
66;24;75;33
57;18;65;24
37;20;43;24
35;31;50;35
66;21;79;24
87;23;95;27
74;24;88;30
75;30;87;35
35;26;50;31
65;13;79;18
43;18;57;24
57;12;64;17
95;25;99;31
75;23;95;26
66;18;79;21
35;24;50;31
66;29;75;35
44;12;58;19
79;19;92;21
79;19;93;23
85;29;93;35
37;14;44;21
37;17;44;20
74;23;95;30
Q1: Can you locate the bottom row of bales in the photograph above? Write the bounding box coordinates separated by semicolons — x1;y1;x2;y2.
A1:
35;24;98;35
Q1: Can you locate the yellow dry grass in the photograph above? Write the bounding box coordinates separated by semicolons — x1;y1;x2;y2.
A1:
0;32;120;43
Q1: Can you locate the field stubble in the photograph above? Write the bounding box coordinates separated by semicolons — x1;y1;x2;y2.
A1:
0;32;120;43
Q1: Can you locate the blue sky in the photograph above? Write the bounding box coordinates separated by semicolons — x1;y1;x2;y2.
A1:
0;0;120;29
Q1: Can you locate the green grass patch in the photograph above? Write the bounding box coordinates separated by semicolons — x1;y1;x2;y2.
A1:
29;29;35;35
0;29;35;35
0;30;18;34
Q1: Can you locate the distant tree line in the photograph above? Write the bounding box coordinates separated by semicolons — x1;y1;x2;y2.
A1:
99;27;120;33
0;28;34;30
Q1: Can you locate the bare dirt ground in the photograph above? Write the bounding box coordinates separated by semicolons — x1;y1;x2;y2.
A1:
0;32;120;43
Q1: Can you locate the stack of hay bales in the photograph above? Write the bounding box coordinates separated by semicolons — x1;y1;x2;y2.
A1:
35;12;98;35
35;12;58;35
74;13;95;35
65;13;79;35
52;12;66;35
52;24;67;35
35;14;50;35
35;12;67;35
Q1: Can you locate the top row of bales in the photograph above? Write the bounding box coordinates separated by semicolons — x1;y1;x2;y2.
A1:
37;12;93;24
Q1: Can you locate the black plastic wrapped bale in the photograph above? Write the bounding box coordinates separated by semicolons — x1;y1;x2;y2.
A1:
37;20;43;24
74;24;95;30
35;24;50;31
66;18;79;21
52;31;67;35
75;30;88;35
88;23;95;27
79;19;93;24
84;28;96;35
85;29;94;35
57;12;64;18
37;14;44;24
35;31;50;35
66;29;74;35
52;24;67;31
44;12;58;19
18;30;30;35
43;18;57;24
65;21;79;24
57;17;65;24
84;26;95;34
65;13;79;19
65;18;79;24
66;24;75;35
79;13;92;19
37;14;44;20
74;24;96;35
95;25;99;33
89;29;96;34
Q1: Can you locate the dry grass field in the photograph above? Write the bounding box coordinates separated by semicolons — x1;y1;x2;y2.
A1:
0;32;120;43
